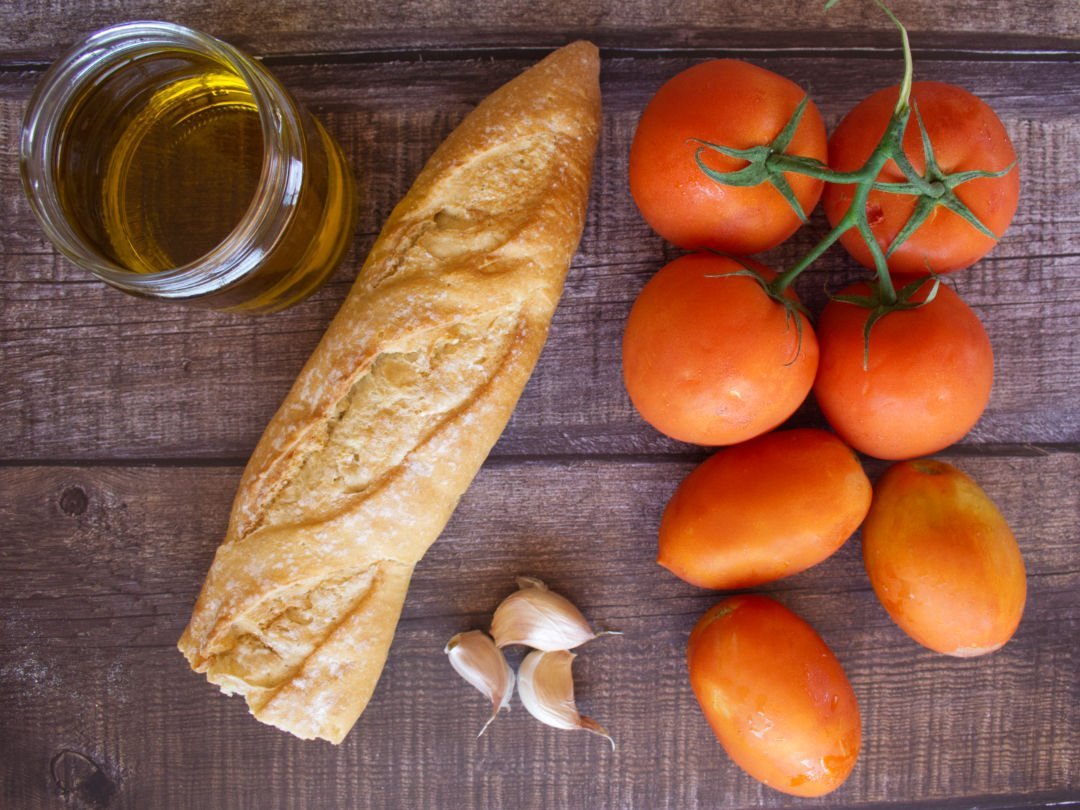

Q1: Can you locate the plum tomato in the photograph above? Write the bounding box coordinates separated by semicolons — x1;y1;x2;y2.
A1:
813;277;993;460
688;595;861;797
823;81;1019;274
621;253;818;446
629;59;827;254
863;459;1026;656
658;429;871;589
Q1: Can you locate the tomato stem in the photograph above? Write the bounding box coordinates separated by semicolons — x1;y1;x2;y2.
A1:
708;0;916;302
768;0;913;303
875;0;914;114
772;109;907;300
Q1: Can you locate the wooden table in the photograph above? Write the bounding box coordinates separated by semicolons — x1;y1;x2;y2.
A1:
2;2;1077;808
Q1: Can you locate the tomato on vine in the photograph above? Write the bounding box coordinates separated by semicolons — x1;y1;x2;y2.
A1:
824;81;1019;274
621;253;817;446
628;59;827;254
623;0;1017;459
813;276;994;460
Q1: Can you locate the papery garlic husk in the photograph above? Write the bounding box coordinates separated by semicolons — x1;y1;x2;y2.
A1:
491;576;618;651
517;649;614;749
445;630;515;736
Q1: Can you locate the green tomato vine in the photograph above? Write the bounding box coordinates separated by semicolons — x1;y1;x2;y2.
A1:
695;0;1016;326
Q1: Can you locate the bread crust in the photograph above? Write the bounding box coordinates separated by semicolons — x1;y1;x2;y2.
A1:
178;41;601;743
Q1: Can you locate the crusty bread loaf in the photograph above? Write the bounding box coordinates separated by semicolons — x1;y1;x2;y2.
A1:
177;42;601;743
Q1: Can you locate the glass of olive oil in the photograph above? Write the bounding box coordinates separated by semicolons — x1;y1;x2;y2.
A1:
20;22;356;313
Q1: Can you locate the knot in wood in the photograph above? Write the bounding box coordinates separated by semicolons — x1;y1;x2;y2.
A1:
59;486;89;517
50;749;117;807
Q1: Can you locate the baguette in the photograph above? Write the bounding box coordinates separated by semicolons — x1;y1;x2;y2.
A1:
178;41;601;743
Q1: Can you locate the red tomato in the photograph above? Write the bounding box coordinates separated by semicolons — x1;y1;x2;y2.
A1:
823;81;1019;274
813;277;993;460
863;459;1026;656
629;59;827;253
622;253;818;446
658;429;871;589
688;595;861;797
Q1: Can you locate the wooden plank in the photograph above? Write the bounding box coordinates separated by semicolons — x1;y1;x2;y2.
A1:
1;2;1078;61
0;455;1076;808
2;55;1078;461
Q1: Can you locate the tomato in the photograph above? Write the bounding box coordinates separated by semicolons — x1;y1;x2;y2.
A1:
658;429;870;589
823;81;1019;274
813;277;993;460
688;595;861;797
629;59;827;253
863;459;1026;656
621;253;817;446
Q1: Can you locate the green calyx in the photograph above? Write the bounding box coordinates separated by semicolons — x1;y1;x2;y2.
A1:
691;96;816;223
703;253;811;366
830;274;942;369
873;104;1017;256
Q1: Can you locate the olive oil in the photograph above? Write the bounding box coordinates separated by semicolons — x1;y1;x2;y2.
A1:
100;69;265;275
30;28;356;313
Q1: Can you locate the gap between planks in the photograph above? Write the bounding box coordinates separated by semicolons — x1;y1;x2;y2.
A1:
2;37;1079;73
0;442;1078;468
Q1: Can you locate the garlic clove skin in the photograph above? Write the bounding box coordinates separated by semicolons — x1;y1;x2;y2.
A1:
517;649;615;749
444;629;515;736
491;577;619;652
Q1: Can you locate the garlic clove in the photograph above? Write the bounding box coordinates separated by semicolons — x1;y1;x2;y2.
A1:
517;649;614;749
491;576;620;651
444;629;515;736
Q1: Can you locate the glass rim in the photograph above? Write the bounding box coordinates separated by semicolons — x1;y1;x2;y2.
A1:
19;20;306;298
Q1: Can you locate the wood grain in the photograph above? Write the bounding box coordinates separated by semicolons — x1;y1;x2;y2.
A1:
2;56;1078;462
2;6;1079;808
1;1;1079;61
0;456;1076;809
